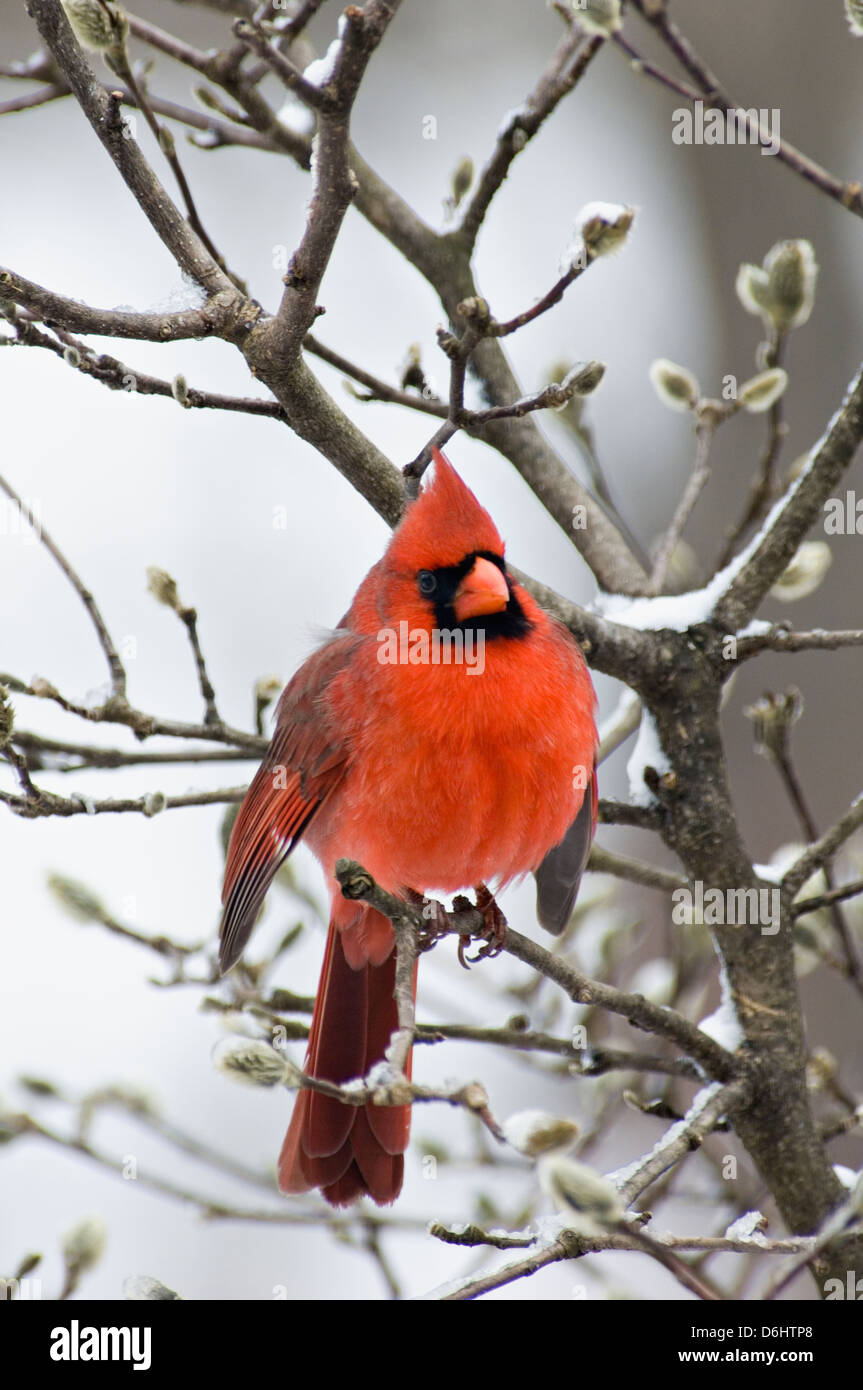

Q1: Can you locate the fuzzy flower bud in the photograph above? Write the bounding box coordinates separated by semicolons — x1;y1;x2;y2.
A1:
575;201;635;259
743;688;803;761
738;367;788;413
145;566;182;612
47;873;106;923
450;155;474;208
171;374;190;408
503;1109;579;1157
563;360;606;397
61;0;128;53
400;343;427;393
769;540;832;601
212;1037;298;1088
736;239;818;334
649;358;700;412
254;675;282;706
30;676;60;700
539;1153;624;1229
62;1216;107;1276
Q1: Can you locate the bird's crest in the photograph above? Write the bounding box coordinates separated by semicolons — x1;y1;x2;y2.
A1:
386;449;504;574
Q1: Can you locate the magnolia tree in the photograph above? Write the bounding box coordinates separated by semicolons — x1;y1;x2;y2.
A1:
1;0;862;1304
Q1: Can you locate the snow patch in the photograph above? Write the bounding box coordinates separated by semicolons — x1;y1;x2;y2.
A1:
276;97;315;136
625;711;669;806
114;275;207;317
725;1210;767;1240
303;27;344;87
699;960;744;1051
496;105;527;138
833;1164;859;1191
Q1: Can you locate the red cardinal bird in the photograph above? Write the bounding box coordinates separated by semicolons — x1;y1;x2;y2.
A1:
220;450;597;1206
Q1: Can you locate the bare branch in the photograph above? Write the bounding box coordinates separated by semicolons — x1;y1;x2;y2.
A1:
304;332;447;418
332;859;737;1080
2;1109;424;1230
736;626;863;660
0;784;246;821
6;316;283;415
588;845;685;894
624;2;863;218
648;416;716;595
273;1;402;353
231;17;333;110
0;472;127;701
1;265;232;341
717;335;788;565
715;362;863;629
0;81;67;115
783;794;863;897
793;877;863;917
612;1082;744;1205
457;28;602;251
0;672;266;751
25;0;236;293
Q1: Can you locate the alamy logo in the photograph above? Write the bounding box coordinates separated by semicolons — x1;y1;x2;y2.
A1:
672;881;780;934
50;1321;152;1371
672;99;780;156
377;620;486;675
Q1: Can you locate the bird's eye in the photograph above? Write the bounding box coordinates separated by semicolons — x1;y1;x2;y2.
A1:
417;570;437;596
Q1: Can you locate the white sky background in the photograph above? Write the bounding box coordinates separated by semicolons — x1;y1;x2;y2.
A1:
1;0;861;1301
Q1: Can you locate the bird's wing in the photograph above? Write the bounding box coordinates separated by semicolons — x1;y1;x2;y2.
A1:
219;633;357;973
533;763;597;935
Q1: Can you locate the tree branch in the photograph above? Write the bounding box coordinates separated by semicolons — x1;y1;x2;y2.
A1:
0;471;127;701
332;859;737;1081
0;265;231;341
25;0;236;295
715;363;863;629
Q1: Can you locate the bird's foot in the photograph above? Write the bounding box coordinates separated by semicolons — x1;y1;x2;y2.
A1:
407;888;450;954
453;883;507;969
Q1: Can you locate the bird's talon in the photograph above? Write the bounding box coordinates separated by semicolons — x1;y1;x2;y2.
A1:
469;883;507;961
413;893;450;954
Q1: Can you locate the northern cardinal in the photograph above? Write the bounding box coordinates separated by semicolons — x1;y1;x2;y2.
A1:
220;450;597;1206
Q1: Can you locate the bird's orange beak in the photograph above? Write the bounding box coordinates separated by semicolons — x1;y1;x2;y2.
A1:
453;556;509;622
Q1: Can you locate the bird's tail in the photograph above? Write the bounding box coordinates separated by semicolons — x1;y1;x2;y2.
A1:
278;912;414;1206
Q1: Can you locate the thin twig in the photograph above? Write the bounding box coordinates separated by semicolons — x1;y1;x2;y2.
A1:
0;82;68;115
718;335;788;566
0;784;246;820
611;1082;744;1205
793;878;863;917
0;472;127;701
768;725;863;995
735;627;863;660
648;417;716;595
8;316;282;416
783;794;863;896
1;264;230;341
26;0;236;294
624;1;863;219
